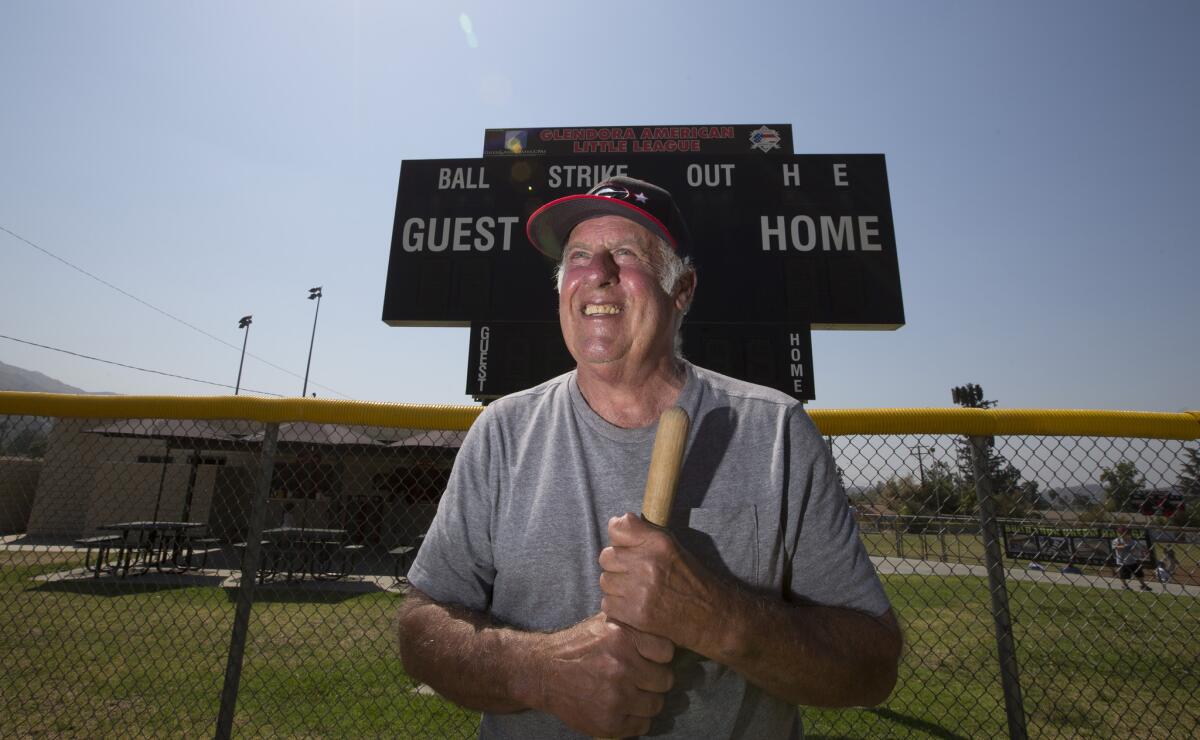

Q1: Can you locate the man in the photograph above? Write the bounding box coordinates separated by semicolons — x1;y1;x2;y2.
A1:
397;176;902;738
1112;526;1152;591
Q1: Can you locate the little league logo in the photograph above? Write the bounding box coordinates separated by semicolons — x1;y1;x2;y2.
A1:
748;125;782;153
504;130;528;154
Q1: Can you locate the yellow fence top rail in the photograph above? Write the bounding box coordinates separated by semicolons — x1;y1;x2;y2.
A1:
808;408;1200;440
1;393;1197;440
0;392;482;431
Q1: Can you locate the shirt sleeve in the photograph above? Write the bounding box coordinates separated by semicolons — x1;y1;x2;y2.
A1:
784;407;892;616
405;408;501;612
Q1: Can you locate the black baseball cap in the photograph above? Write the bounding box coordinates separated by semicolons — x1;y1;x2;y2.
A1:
525;176;692;260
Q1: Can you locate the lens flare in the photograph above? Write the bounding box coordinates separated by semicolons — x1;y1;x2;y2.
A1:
459;13;478;48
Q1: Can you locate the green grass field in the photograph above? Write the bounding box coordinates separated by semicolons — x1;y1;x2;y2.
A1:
1;552;477;738
806;574;1199;738
2;551;1197;738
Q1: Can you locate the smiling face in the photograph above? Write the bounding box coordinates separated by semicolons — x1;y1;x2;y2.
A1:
557;215;692;375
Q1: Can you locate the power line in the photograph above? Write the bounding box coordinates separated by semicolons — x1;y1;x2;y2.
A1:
0;333;283;397
1;224;350;398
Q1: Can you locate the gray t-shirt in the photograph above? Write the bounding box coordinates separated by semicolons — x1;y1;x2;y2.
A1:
408;362;890;739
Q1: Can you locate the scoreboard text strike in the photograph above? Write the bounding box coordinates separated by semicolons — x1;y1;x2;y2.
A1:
382;154;903;329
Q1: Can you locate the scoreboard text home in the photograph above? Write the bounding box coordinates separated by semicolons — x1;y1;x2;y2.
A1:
383;151;904;401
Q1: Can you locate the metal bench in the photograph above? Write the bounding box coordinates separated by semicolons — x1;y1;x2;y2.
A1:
184;534;223;569
74;534;124;577
233;541;273;581
317;544;365;580
389;545;416;581
235;539;364;582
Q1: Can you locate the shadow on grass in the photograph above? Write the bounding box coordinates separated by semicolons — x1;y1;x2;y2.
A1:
222;585;374;604
30;578;214;596
807;707;971;740
866;707;970;739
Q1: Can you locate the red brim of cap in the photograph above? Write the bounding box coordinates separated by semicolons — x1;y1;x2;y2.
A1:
525;194;678;260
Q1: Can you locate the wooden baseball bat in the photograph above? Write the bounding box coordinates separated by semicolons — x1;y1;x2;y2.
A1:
599;406;690;740
641;406;690;526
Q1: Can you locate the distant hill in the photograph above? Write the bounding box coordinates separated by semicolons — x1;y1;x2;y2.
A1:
1045;484;1106;507
0;359;92;394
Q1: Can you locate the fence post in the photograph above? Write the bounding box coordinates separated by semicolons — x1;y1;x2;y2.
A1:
215;422;279;740
969;435;1028;740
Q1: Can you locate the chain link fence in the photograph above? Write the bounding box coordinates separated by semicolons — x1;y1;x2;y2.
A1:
2;395;1197;738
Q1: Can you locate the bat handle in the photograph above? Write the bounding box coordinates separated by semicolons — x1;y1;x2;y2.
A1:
596;407;690;740
641;406;690;527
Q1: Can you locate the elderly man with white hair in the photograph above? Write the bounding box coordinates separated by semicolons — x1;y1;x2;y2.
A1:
398;176;901;739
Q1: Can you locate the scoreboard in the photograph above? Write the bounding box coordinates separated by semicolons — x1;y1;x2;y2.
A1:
382;126;903;401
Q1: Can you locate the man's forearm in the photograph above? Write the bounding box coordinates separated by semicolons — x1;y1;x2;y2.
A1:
685;579;902;708
396;589;537;713
397;588;678;737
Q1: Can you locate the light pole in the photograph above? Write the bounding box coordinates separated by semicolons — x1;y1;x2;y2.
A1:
302;286;322;397
235;315;252;395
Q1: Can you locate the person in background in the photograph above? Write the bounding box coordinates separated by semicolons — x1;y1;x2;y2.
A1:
1112;526;1152;591
281;502;297;528
1155;547;1178;584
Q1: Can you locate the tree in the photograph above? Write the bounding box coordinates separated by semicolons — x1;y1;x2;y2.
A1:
876;460;975;524
1158;446;1200;528
923;460;970;516
1179;445;1200;498
952;438;1040;518
1099;460;1146;513
948;382;1040;518
877;475;926;519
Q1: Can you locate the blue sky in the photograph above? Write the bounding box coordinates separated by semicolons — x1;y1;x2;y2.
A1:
1;1;1197;411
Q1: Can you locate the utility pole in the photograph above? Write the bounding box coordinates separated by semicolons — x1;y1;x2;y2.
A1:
302;287;322;397
908;445;934;486
952;381;1026;738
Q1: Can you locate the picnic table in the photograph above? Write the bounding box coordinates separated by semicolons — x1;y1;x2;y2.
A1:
389;533;426;581
94;521;206;576
257;527;361;582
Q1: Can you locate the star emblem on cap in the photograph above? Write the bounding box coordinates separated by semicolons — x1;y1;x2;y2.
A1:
634;192;648;203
